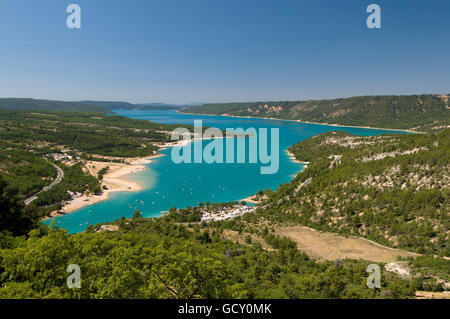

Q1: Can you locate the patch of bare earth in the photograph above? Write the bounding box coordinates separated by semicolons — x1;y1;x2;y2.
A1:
438;94;449;109
361;164;450;190
360;147;428;162
275;225;419;263
323;135;392;148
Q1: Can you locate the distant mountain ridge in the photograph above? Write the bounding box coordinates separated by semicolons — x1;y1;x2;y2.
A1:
81;101;182;110
0;98;108;113
0;98;192;113
181;95;450;131
79;101;135;110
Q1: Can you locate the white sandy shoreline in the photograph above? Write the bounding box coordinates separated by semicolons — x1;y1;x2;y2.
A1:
286;149;310;165
46;137;196;219
45;153;165;219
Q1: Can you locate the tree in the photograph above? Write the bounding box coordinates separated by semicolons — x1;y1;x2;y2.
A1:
0;176;38;236
133;210;143;219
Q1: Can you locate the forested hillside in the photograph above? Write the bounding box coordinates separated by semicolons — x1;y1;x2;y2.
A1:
0;98;108;113
256;130;449;257
182;95;450;131
0;215;418;299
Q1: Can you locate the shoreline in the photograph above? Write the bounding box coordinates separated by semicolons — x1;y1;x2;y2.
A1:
46;135;237;220
48;110;401;220
286;149;310;165
241;150;308;206
46;153;165;219
46;137;193;219
178;111;416;134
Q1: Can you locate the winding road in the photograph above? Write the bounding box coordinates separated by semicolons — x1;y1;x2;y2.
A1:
24;161;64;206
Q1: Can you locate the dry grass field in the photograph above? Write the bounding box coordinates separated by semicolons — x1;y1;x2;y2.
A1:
275;226;420;263
222;224;419;263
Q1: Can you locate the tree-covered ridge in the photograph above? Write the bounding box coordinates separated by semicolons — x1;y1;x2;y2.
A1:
259;130;449;256
0;98;109;113
0;216;417;299
0;109;186;157
181;95;450;131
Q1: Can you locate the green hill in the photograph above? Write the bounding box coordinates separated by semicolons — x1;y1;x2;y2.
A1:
79;100;136;110
258;129;449;257
0;98;108;113
181;95;450;131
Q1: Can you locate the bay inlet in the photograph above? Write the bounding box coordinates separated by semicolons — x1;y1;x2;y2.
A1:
44;110;407;233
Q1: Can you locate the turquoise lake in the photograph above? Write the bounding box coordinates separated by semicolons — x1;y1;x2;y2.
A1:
44;110;406;233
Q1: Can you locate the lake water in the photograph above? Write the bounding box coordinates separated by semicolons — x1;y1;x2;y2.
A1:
44;110;406;233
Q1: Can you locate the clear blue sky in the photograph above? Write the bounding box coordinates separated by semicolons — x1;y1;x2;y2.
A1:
0;0;449;104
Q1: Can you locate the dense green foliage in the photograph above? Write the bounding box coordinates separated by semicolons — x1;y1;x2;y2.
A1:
0;176;38;236
0;217;417;299
182;95;450;131
0;148;56;198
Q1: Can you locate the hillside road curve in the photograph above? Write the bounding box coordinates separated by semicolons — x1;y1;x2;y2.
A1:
24;160;64;206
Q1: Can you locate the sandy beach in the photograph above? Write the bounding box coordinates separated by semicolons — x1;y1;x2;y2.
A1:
241;195;263;205
48;153;164;218
48;137;216;218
